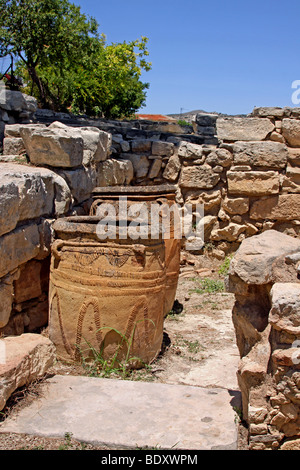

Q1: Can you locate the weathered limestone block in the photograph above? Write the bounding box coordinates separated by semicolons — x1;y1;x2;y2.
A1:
269;283;300;336
216;117;274;141
3;137;25;155
287;148;300;166
49;122;111;164
151;140;174;157
0;334;55;411
179;164;220;189
57;165;97;204
282;118;300;147
123;154;149;179
223;196;249;215
81;127;112;164
20;126;84;167
205;148;233;167
210;222;247;242
250;194;300;221
184;189;221;213
4;123;45;137
148;158;162;179
163;154;181;181
286;165;300;185
13;260;43;304
227;170;280;196
231;141;288;168
0;89;37;113
228;230;300;286
0;224;41;279
97;158;134;187
252;107;285;118
131;139;152;153
0;164;71;237
178;141;204;159
269;131;285;143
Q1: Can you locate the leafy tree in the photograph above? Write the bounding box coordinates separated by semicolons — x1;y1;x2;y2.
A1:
0;0;151;117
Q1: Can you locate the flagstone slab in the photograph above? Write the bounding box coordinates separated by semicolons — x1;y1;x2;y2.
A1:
0;375;239;450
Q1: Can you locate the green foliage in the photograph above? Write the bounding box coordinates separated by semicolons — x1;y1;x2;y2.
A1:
78;321;154;379
218;254;234;277
177;119;193;127
0;0;151;117
189;277;225;295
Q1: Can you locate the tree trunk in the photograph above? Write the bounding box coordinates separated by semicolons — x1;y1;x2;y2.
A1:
28;66;53;109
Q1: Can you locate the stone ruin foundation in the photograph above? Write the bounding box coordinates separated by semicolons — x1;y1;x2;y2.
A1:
228;229;300;450
1;92;300;449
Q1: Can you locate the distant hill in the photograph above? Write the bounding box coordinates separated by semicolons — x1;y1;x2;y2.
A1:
167;109;248;123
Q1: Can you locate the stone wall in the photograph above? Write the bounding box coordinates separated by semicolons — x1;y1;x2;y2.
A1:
29;105;300;257
0;121;112;335
0;88;37;141
1;100;300;348
228;230;300;450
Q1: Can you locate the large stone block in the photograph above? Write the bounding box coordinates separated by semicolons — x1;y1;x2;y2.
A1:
57;166;97;204
49;122;112;165
228;229;300;285
0;334;55;411
163;154;181;181
13;260;43;304
178;141;203;159
282;119;300;147
252;107;285;118
250;194;300;220
216;117;274;141
211;222;247;242
3;137;25;155
206;148;233;167
269;283;300;336
20;126;83;167
131;139;152;153
0;90;37;113
122;154;149;179
227;170;280;196
287;148;300;166
148;158;162;179
151;140;174;157
232;141;288;168
0;164;71;236
184;189;221;213
179;164;220;189
223;196;249;215
97;158;134;187
0;224;40;278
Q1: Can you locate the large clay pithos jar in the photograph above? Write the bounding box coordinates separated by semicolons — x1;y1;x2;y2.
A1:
49;216;166;366
90;185;181;315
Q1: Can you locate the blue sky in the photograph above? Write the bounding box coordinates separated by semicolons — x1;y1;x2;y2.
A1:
3;0;300;116
74;0;300;115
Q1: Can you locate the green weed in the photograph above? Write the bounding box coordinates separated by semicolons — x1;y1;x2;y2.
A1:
218;254;234;277
78;320;154;380
189;277;225;295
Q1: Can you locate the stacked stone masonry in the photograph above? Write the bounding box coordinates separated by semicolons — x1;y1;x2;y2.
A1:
2;93;300;450
1;100;300;338
228;230;300;450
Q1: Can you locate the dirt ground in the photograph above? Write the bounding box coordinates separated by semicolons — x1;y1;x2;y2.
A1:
0;253;249;450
